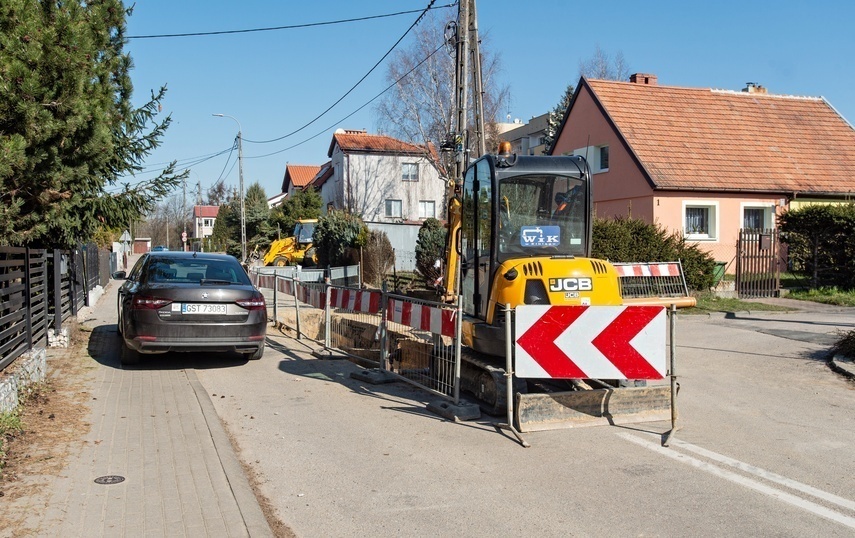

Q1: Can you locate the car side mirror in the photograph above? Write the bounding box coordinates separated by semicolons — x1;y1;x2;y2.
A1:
111;271;127;280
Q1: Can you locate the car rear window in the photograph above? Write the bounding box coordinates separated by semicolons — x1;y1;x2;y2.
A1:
146;258;250;285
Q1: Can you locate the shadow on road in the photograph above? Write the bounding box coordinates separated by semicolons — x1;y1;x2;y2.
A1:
86;323;252;371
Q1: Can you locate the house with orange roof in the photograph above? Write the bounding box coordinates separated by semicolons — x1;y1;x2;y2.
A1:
321;129;444;223
281;163;322;197
550;73;855;268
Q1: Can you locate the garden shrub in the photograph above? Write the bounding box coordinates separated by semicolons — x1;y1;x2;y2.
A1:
361;230;395;287
592;217;716;291
313;210;368;268
415;218;447;287
779;203;855;290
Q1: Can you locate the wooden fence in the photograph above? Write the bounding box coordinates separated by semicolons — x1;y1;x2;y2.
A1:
0;245;107;371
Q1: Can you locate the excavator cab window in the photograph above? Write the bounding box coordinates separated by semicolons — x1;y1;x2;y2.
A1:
295;222;315;245
497;174;587;260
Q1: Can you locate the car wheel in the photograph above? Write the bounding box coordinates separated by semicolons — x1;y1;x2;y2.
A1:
273;256;288;266
120;339;141;366
248;346;264;360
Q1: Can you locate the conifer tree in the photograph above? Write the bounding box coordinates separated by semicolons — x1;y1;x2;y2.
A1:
0;0;185;247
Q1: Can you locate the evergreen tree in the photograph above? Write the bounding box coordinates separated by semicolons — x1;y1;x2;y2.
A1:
209;202;235;253
543;84;575;155
244;182;271;252
0;0;185;247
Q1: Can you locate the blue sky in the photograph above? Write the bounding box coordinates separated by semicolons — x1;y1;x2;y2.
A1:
124;0;855;201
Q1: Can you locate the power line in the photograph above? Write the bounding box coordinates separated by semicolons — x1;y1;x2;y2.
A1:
214;137;238;184
244;42;446;160
127;4;455;39
243;0;441;144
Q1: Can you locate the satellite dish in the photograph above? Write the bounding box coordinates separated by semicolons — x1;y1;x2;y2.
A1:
334;128;345;134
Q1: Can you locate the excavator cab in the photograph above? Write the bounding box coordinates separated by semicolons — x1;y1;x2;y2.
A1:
455;151;623;356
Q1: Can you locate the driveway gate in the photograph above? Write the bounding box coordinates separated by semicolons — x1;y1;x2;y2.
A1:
736;228;781;298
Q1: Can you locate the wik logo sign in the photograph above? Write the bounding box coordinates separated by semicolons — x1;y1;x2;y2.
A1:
520;226;560;247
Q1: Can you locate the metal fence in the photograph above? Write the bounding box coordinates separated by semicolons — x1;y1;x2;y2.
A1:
252;267;462;402
1;245;110;372
736;228;781;298
613;261;690;299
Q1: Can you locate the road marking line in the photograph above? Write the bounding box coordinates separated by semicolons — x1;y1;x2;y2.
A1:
617;432;855;530
667;437;855;512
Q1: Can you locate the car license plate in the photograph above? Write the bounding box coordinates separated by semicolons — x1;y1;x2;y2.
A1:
181;303;227;314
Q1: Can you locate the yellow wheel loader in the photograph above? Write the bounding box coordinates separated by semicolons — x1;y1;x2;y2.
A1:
263;219;318;267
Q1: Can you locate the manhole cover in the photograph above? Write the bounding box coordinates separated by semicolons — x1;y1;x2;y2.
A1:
94;475;125;485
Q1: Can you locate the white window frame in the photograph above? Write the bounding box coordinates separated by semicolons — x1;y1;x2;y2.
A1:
682;200;719;241
740;202;775;231
402;163;419;182
418;200;435;219
597;145;609;172
385;199;402;218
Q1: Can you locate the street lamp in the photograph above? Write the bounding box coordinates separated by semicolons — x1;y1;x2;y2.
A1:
213;113;246;262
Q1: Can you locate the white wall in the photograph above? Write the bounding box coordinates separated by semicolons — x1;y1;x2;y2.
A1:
325;145;445;223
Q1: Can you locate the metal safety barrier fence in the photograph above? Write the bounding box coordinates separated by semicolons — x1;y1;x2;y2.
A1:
251;267;462;403
613;261;690;300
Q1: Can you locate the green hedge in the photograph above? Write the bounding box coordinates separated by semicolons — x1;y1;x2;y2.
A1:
592;217;716;291
779;204;855;290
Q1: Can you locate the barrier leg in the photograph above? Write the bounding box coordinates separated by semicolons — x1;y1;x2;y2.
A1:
497;303;529;448
294;277;302;340
663;304;680;447
324;278;331;350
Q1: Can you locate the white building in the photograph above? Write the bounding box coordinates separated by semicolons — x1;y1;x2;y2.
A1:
316;129;445;223
193;205;219;240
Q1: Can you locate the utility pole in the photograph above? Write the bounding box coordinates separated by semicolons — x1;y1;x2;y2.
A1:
213;113;246;263
441;0;487;301
183;177;187;251
449;0;487;183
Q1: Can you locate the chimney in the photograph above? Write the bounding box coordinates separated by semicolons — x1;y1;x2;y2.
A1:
743;82;768;94
629;73;657;85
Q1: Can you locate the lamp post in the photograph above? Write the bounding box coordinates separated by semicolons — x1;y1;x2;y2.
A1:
213;113;246;262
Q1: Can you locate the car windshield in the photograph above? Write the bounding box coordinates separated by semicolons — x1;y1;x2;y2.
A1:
145;257;251;285
497;174;587;259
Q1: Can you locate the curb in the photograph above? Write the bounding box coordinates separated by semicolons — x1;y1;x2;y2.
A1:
829;354;855;381
187;370;274;537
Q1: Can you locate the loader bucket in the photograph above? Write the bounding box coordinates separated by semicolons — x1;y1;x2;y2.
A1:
515;385;671;432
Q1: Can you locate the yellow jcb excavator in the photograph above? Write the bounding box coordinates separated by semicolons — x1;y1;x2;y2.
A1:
440;143;672;427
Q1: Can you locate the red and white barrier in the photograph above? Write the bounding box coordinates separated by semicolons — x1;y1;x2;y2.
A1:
613;262;681;278
387;298;456;338
330;288;381;314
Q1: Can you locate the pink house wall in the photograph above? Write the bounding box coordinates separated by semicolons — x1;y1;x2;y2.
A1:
551;87;656;223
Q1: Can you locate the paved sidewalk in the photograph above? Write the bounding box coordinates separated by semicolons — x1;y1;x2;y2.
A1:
32;280;272;537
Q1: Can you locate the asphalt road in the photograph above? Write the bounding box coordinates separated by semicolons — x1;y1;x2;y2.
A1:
195;307;855;537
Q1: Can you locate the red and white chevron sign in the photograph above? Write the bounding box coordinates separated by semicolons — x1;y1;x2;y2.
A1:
515;305;666;380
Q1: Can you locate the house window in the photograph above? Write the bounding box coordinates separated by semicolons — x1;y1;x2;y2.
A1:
418;200;435;219
203;218;214;227
683;201;719;240
742;204;774;230
402;163;419;182
598;146;609;171
385;199;402;218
